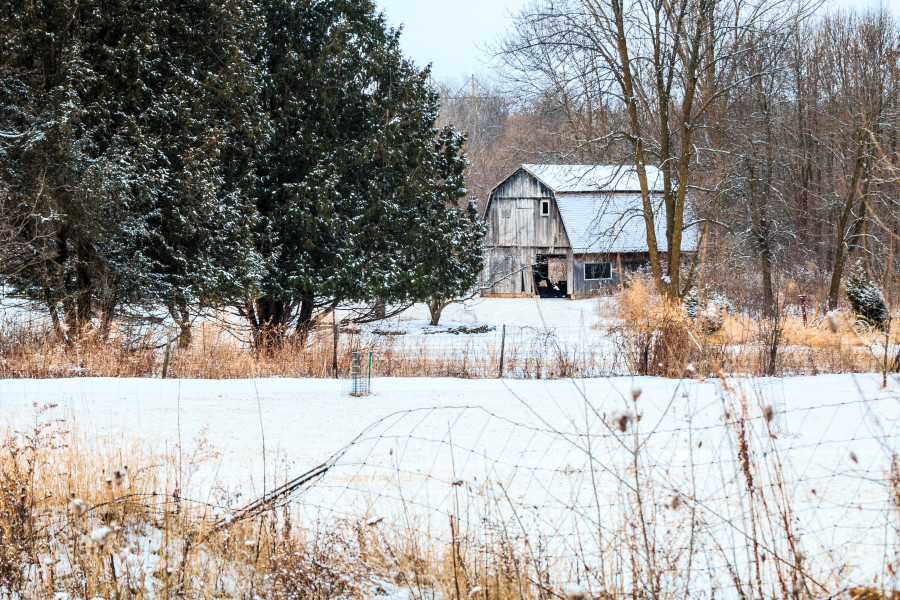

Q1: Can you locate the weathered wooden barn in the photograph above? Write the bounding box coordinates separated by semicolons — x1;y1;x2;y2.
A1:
480;164;696;298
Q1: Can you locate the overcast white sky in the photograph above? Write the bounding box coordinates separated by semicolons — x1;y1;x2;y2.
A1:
375;0;900;82
374;0;527;82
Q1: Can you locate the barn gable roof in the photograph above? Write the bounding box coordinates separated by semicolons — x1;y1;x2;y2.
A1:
554;193;697;253
521;164;664;194
485;164;696;254
492;164;694;253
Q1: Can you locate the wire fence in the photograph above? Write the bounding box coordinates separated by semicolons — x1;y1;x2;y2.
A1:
249;374;900;598
346;325;622;379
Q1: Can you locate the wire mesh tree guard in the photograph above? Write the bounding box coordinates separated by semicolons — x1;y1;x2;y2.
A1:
342;349;372;396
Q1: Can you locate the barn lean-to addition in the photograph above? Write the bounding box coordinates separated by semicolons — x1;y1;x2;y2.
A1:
480;164;697;298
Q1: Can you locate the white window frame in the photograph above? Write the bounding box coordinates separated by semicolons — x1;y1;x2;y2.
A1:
540;199;550;217
584;262;613;281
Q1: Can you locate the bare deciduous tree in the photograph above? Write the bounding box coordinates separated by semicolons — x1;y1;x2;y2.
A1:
496;0;811;300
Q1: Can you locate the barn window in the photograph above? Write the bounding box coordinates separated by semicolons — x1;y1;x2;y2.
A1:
585;262;612;280
540;200;550;216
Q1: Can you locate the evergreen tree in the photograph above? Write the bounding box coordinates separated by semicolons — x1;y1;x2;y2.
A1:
846;264;888;330
393;129;485;327
134;0;265;347
0;0;261;344
247;0;478;343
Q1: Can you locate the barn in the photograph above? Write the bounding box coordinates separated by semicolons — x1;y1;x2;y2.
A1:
480;164;696;298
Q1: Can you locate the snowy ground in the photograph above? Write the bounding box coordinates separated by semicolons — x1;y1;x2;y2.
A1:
0;373;898;588
389;297;606;330
342;297;619;376
1;297;897;590
352;297;609;342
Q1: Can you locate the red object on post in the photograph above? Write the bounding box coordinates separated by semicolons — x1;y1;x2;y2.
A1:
799;295;809;327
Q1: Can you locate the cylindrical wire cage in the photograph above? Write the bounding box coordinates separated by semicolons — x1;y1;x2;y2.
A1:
342;349;372;396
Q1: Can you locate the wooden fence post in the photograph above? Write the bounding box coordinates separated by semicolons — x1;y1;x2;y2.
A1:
161;325;174;379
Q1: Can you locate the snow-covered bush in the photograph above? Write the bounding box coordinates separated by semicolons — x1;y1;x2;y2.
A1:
846;265;888;330
683;288;699;319
697;300;725;334
684;288;731;334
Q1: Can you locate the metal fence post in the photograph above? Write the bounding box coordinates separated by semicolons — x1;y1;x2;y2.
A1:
498;324;506;378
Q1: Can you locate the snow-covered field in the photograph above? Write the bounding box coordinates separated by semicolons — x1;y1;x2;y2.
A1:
1;372;898;588
344;297;619;376
0;298;897;591
390;297;605;330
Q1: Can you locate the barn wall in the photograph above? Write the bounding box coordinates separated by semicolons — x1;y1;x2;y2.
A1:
485;170;570;250
572;252;650;297
481;246;532;296
481;170;577;296
492;169;553;200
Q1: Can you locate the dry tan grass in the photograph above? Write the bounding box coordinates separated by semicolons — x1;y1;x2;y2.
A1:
611;277;888;377
0;317;613;380
0;291;893;381
0;408;553;600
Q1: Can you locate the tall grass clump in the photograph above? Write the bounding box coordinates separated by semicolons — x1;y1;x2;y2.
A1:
611;276;700;377
610;275;889;378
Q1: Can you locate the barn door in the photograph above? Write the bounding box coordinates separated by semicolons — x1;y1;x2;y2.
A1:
533;254;569;298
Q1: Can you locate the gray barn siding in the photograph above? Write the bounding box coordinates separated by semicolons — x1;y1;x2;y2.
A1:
572;254;619;296
572;252;654;296
492;169;553;200
483;247;531;295
485;198;570;249
484;170;570;251
481;170;574;296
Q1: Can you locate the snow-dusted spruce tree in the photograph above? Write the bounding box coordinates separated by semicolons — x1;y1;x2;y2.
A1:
413;196;486;328
0;0;261;345
846;264;888;330
405;189;486;328
134;0;265;348
354;78;485;328
245;0;479;344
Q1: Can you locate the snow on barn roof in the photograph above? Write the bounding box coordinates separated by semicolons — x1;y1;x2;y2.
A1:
522;164;663;193
554;192;696;253
487;163;695;253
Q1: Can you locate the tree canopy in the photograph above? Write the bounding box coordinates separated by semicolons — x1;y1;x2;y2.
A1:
0;0;483;344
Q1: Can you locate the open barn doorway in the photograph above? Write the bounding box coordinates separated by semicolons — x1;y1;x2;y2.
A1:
532;254;570;298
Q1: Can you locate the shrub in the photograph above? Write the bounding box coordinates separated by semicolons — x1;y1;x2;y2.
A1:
683;288;700;319
614;276;698;377
684;288;730;334
846;265;888;330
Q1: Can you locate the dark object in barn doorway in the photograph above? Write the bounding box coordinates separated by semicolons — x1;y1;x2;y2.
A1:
533;255;569;298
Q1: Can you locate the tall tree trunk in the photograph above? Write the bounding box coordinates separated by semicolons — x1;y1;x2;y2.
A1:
167;302;192;349
250;297;289;349
827;141;866;309
599;1;664;293
98;295;117;342
374;297;386;320
296;294;315;345
747;162;776;315
747;87;778;317
73;238;93;337
428;298;445;327
46;299;70;347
